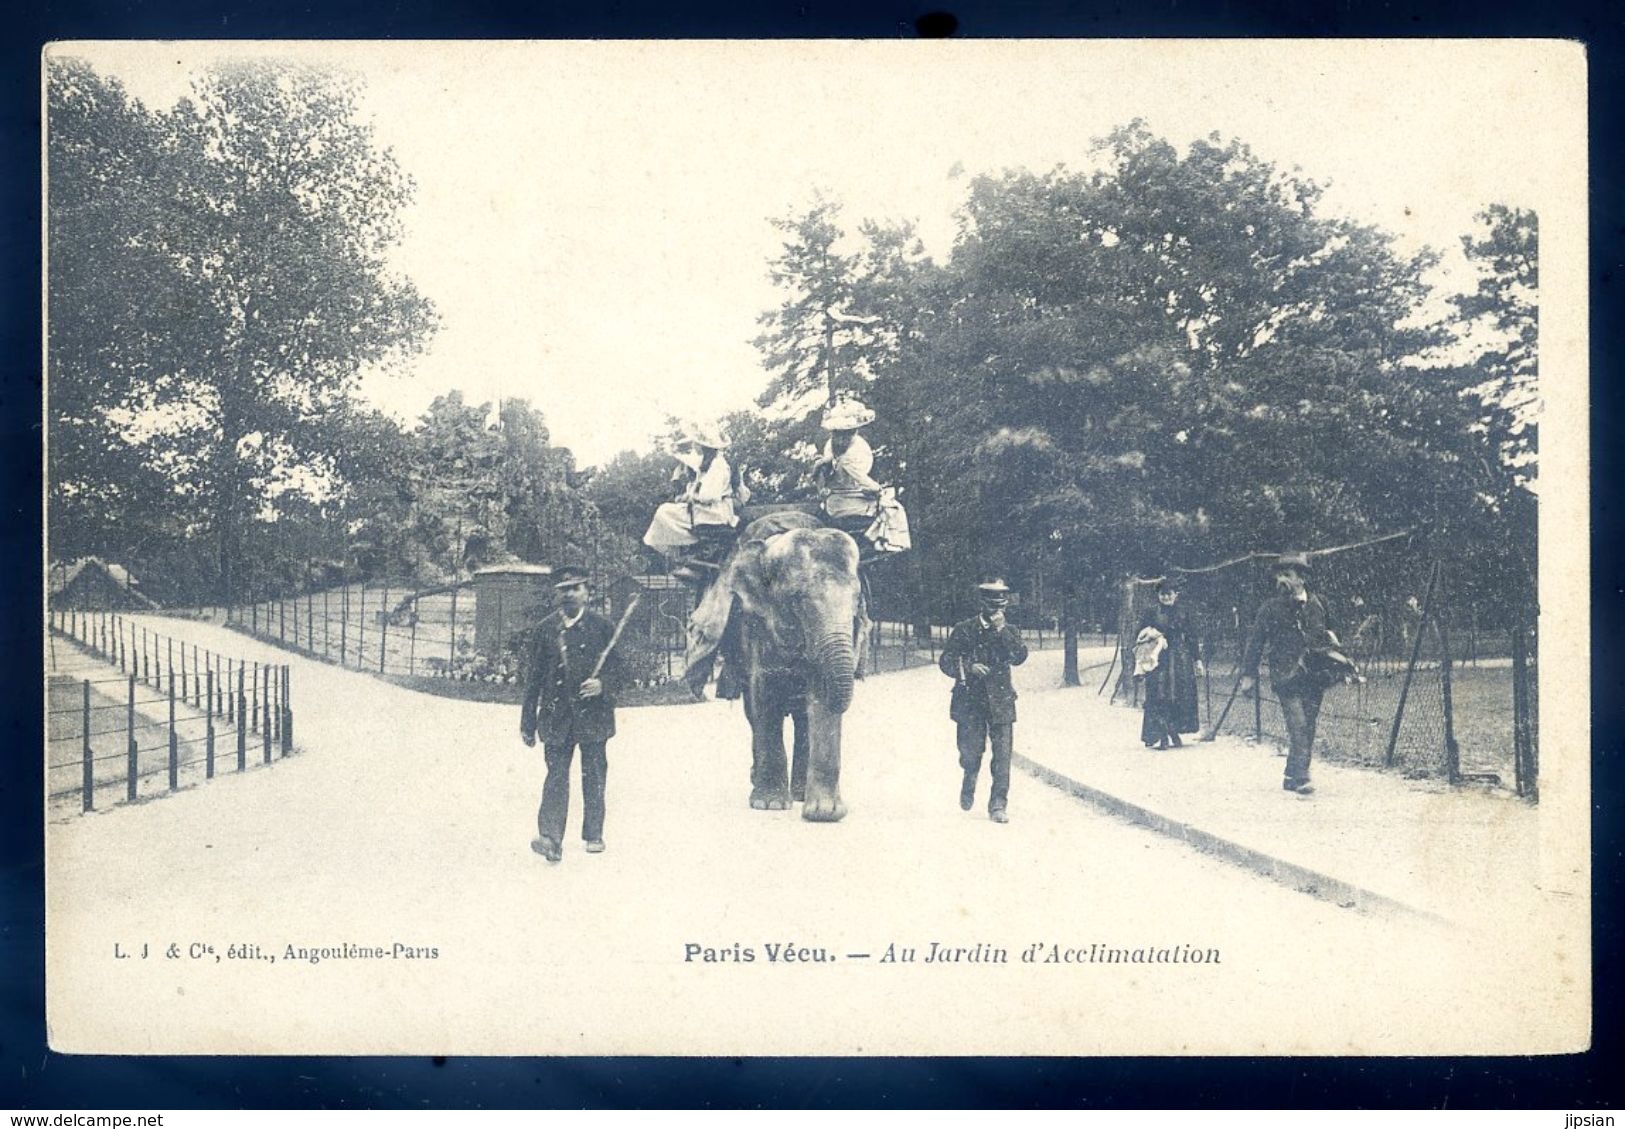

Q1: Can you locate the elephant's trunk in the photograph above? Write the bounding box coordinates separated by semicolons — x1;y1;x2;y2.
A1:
811;631;856;714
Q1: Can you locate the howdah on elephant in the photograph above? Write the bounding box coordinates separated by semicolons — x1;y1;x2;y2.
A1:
686;512;867;821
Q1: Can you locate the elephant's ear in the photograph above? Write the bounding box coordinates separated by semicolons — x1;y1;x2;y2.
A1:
720;539;772;615
684;540;767;678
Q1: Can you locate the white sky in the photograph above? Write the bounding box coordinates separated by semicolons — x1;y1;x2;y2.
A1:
64;40;1582;467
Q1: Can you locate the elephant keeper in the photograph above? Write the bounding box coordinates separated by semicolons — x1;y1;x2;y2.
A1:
520;566;625;863
938;577;1029;823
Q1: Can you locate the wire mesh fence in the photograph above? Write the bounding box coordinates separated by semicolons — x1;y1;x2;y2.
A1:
862;619;1089;677
226;579;595;689
220;572;1103;699
46;608;295;815
228;581;498;681
1107;536;1538;796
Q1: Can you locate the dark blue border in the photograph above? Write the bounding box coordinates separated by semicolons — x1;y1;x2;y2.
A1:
6;0;1622;1110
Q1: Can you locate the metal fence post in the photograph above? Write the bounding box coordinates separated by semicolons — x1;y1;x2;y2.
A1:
262;673;273;765
1436;571;1462;786
251;662;259;733
206;669;216;779
323;586;331;658
380;583;391;673
449;588;459;674
409;613;417;676
180;640;188;706
81;680;94;813
237;664;247;772
167;670;178;791
308;589;315;652
280;597;286;644
282;666;293;755
1512;618;1536;800
358;585;367;667
126;675;138;803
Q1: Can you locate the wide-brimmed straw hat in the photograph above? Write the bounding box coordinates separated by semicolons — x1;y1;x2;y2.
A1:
821;399;876;431
1271;552;1313;575
681;423;726;449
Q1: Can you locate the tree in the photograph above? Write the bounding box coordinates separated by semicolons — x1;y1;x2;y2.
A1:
582;446;678;553
1439;204;1539;617
753;196;876;411
495;398;608;568
784;124;1484;680
47;61;201;571
1454;205;1538;476
409;392;504;578
953;128;1468;557
47;57;438;602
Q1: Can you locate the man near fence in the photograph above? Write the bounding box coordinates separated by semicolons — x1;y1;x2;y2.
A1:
520;566;624;863
1239;553;1337;797
938;577;1029;823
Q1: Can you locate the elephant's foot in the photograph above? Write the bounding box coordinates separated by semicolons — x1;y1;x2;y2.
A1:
800;793;847;822
750;787;791;811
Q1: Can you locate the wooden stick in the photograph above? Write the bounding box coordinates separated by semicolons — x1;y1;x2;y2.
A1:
587;595;641;681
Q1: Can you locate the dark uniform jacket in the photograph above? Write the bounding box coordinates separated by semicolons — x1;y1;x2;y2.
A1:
520;608;624;747
1241;592;1333;693
938;615;1030;724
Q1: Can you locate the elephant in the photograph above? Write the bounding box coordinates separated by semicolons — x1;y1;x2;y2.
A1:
686;511;868;822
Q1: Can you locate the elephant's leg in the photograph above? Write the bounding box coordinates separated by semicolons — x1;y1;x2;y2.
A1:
789;700;810;803
749;699;791;812
800;696;847;822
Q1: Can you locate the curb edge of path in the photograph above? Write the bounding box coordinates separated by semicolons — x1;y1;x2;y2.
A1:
1014;752;1455;928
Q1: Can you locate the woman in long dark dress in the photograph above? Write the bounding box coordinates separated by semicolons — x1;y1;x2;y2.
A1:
1137;576;1205;748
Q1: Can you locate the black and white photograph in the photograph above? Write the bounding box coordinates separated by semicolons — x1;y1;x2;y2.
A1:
41;39;1588;1055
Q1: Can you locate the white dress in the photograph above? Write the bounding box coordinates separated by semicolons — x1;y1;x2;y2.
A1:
820;434;911;552
642;454;744;551
821;434;882;521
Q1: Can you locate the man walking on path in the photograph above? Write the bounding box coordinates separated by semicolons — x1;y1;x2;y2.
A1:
938;577;1030;823
1239;553;1341;797
520;566;625;862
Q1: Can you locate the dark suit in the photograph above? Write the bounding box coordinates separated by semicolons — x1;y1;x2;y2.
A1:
938;614;1030;813
1241;592;1334;788
521;607;624;844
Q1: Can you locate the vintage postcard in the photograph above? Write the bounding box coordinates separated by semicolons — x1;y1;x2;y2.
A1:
42;39;1588;1055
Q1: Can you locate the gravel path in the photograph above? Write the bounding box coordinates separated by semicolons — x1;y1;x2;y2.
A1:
44;616;1584;1055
